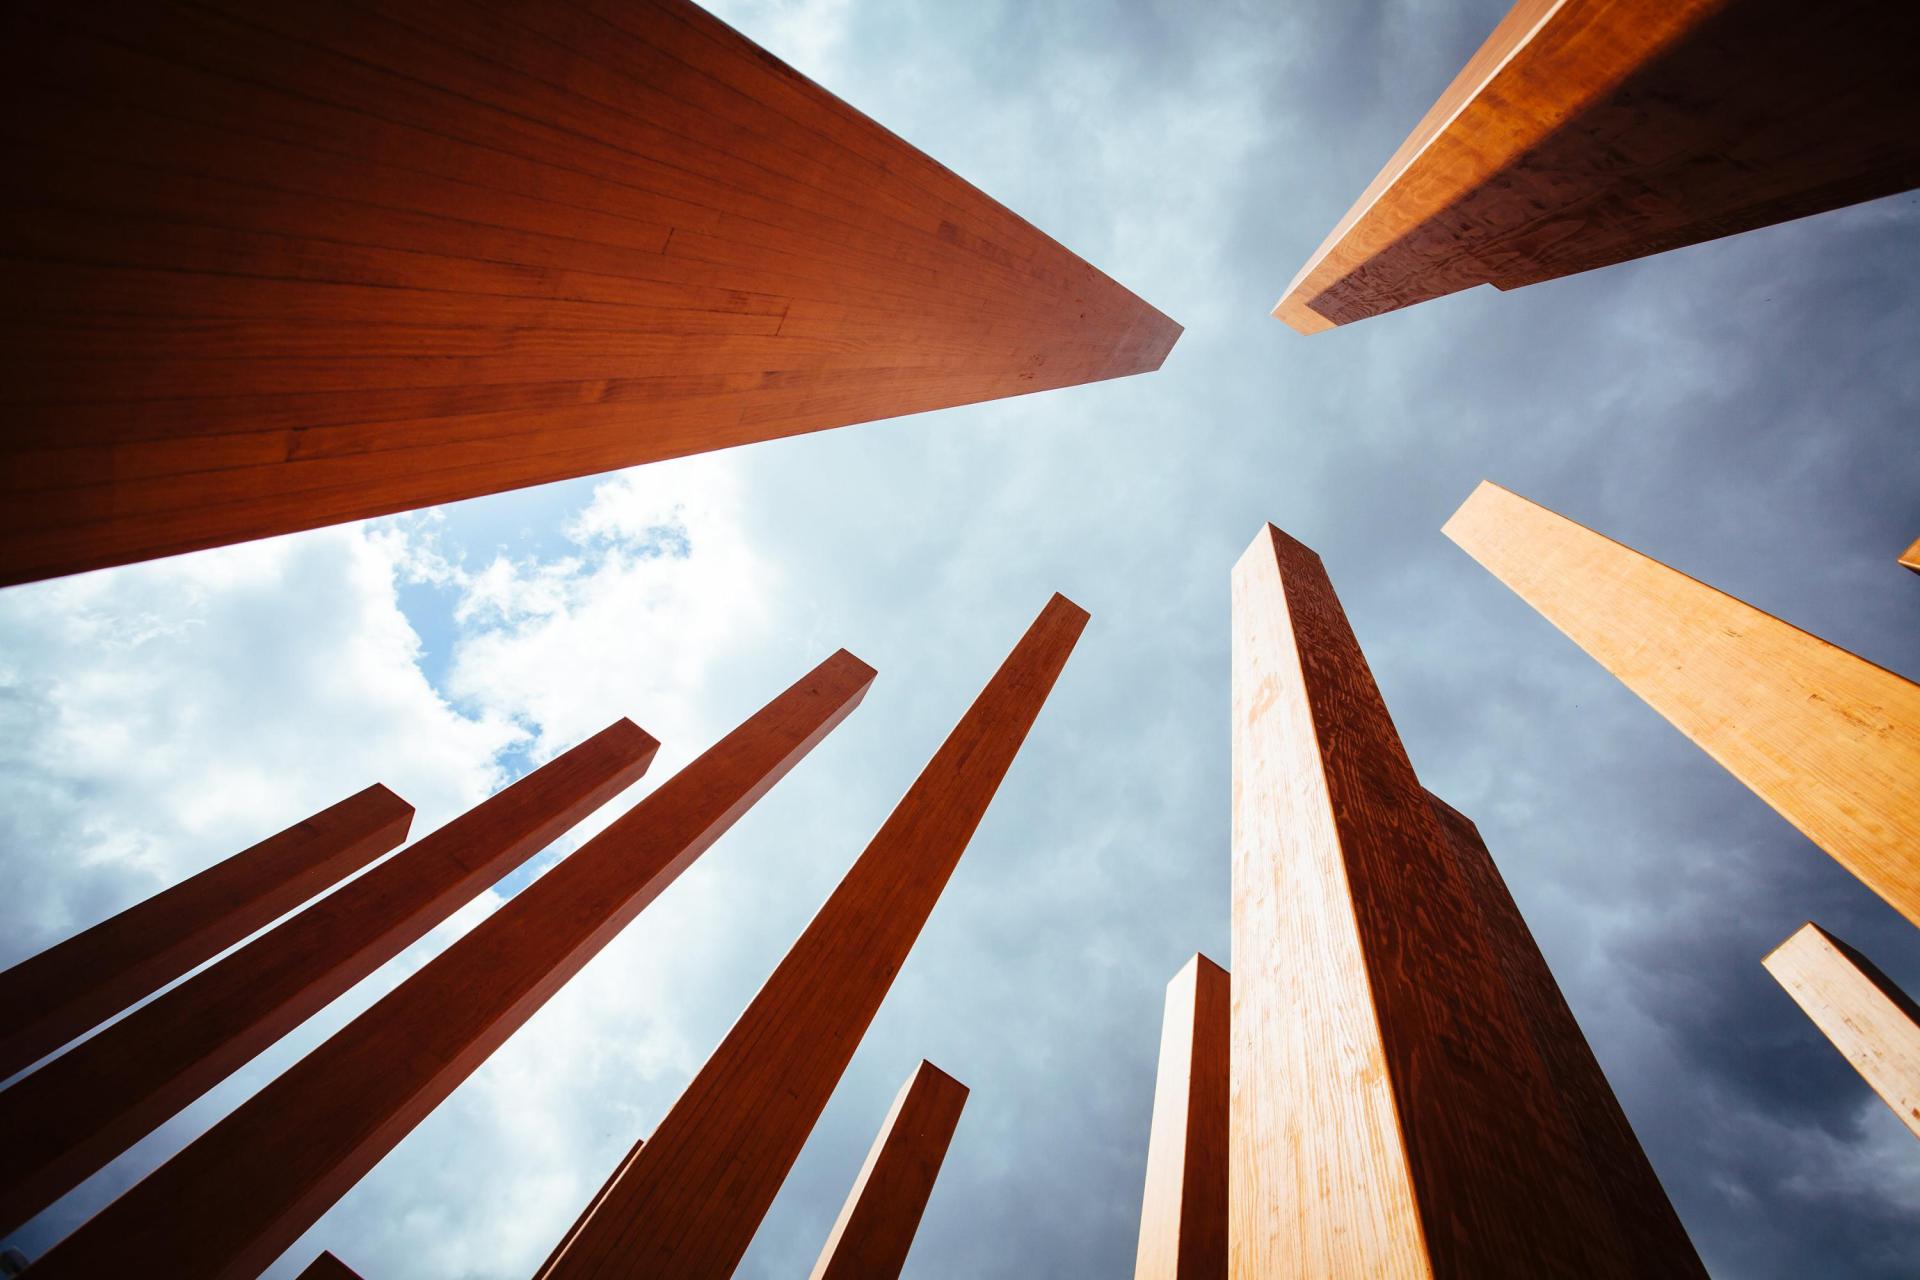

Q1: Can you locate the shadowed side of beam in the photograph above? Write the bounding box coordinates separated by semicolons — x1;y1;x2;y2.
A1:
1424;793;1704;1276
0;784;413;1082
27;651;875;1280
1229;523;1637;1278
538;594;1088;1280
1133;954;1229;1280
1765;922;1920;1140
1274;0;1920;331
809;1060;970;1280
0;719;658;1236
1444;480;1920;926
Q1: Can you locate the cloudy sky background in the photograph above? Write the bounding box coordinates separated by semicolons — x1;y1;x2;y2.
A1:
4;0;1919;1275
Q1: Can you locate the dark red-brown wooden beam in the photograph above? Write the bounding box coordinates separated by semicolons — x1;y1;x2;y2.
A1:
0;720;656;1236
1274;0;1920;332
297;1253;367;1280
808;1060;969;1280
27;650;873;1279
0;0;1180;586
0;784;412;1083
537;594;1087;1280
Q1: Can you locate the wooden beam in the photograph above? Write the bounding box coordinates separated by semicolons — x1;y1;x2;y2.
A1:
537;594;1087;1280
26;650;874;1280
0;720;657;1237
1444;480;1920;926
0;0;1180;586
1132;954;1228;1280
0;784;412;1082
1900;537;1920;574
1230;523;1642;1278
297;1252;367;1280
1425;793;1703;1275
1275;0;1920;332
1765;922;1920;1141
808;1061;970;1280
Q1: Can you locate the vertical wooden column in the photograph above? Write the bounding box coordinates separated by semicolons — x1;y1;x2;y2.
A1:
1444;480;1920;925
538;594;1087;1280
1765;923;1920;1141
0;784;413;1082
1133;954;1229;1280
0;719;657;1236
1424;793;1704;1275
27;651;875;1280
1229;523;1637;1278
807;1060;970;1280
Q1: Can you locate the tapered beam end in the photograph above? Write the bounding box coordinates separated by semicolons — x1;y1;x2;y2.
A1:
1271;294;1337;334
1899;538;1920;575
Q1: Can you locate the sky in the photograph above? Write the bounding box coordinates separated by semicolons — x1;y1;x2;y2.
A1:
3;0;1918;1276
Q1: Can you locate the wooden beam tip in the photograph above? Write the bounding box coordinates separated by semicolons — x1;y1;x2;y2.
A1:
1043;592;1091;627
1272;294;1337;334
604;718;665;758
913;1059;970;1098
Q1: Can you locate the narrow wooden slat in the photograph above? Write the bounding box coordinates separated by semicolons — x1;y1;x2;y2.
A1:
1230;523;1638;1278
26;651;875;1280
0;785;412;1083
808;1061;970;1280
1444;480;1920;927
1132;954;1229;1280
1764;922;1920;1140
537;595;1088;1280
1275;0;1920;331
0;720;657;1237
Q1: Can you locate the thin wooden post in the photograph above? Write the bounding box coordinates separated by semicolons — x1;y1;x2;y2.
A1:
0;784;413;1082
808;1061;970;1280
1133;954;1228;1280
0;719;657;1236
538;595;1087;1280
26;650;874;1280
1765;922;1920;1141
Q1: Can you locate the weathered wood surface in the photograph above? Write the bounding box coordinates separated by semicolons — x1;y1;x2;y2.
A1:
1230;522;1640;1278
1426;793;1704;1276
26;651;873;1280
1133;954;1229;1280
1275;0;1920;332
0;720;656;1237
1765;922;1920;1140
0;784;412;1083
808;1060;970;1280
0;0;1180;585
538;594;1087;1280
1445;480;1920;927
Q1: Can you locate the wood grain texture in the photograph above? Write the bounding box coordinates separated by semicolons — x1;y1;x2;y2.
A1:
26;651;874;1280
808;1060;970;1280
1274;0;1920;331
1424;793;1704;1276
297;1252;367;1280
0;720;656;1238
1445;480;1920;927
1765;922;1920;1140
0;784;412;1084
1229;523;1637;1279
537;594;1087;1280
1900;538;1920;575
0;0;1180;586
1133;954;1229;1280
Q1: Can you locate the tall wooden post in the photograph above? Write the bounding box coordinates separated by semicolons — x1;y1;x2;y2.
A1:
0;1;1179;586
1275;0;1920;331
1425;793;1703;1275
27;651;874;1280
0;784;413;1082
1765;923;1920;1141
1444;480;1920;926
1230;522;1643;1278
537;594;1087;1280
0;719;657;1236
1133;954;1229;1280
807;1061;970;1280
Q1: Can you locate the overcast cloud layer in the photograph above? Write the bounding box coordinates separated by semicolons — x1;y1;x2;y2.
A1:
3;1;1918;1276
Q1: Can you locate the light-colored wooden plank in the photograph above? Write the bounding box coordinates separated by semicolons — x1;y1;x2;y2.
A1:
26;651;874;1280
537;595;1087;1280
1765;922;1920;1141
1133;954;1228;1280
1900;537;1920;575
1444;480;1920;926
808;1061;969;1280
